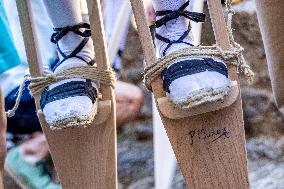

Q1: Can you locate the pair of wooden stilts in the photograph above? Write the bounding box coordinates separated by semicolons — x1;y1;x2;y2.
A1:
16;0;247;188
13;0;283;188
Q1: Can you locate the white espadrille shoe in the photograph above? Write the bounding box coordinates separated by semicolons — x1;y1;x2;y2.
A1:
40;23;98;130
154;0;231;109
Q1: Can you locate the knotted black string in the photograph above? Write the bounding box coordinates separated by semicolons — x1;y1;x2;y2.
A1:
155;29;193;56
50;23;95;71
155;0;206;56
155;1;206;27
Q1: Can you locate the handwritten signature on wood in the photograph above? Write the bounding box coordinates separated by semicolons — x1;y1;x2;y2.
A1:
188;127;230;145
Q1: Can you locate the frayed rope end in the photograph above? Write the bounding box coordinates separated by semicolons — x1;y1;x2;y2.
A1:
243;66;255;85
6;110;15;118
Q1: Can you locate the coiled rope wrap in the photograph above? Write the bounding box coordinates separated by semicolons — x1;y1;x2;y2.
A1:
29;66;116;95
143;0;254;92
144;45;254;92
6;66;116;117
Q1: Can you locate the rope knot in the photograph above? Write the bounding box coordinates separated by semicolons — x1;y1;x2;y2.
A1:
169;11;180;20
46;73;57;82
51;23;91;44
155;0;205;28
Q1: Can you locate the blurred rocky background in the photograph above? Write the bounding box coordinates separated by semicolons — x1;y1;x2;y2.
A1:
4;0;284;188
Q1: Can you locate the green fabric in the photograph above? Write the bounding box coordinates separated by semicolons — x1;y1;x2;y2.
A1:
5;147;62;189
0;0;20;74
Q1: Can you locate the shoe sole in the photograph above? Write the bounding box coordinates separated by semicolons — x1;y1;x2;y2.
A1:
171;84;231;109
46;100;98;130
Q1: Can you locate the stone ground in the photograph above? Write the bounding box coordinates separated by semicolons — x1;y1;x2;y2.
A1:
4;0;284;188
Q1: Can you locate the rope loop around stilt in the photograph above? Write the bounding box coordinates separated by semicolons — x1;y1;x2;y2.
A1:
28;66;116;95
6;66;116;117
144;0;254;92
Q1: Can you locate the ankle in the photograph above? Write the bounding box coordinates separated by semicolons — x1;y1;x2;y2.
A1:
154;13;192;57
155;30;193;57
51;23;95;72
55;39;95;73
54;57;88;73
153;0;205;57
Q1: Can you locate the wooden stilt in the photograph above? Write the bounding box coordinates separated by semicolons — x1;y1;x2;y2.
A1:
255;0;284;113
0;89;6;189
16;0;117;188
154;1;211;187
130;0;249;188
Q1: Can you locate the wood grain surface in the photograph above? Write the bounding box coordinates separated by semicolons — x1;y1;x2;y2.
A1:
131;0;249;188
16;0;117;188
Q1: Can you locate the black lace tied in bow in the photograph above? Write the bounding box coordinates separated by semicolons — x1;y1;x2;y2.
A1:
155;1;206;56
50;22;95;71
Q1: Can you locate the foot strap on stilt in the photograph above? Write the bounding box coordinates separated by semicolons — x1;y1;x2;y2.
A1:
6;66;116;117
145;1;254;93
40;81;98;109
162;58;229;93
144;45;251;92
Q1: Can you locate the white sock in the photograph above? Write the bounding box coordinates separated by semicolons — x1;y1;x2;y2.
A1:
152;0;192;57
152;0;230;106
43;0;95;69
42;0;97;126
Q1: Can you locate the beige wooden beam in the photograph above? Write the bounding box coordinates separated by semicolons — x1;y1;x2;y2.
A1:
130;0;249;188
255;0;284;114
16;0;117;188
0;89;6;189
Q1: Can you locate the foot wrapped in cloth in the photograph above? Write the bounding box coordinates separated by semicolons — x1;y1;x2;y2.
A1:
40;23;98;130
152;0;231;109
